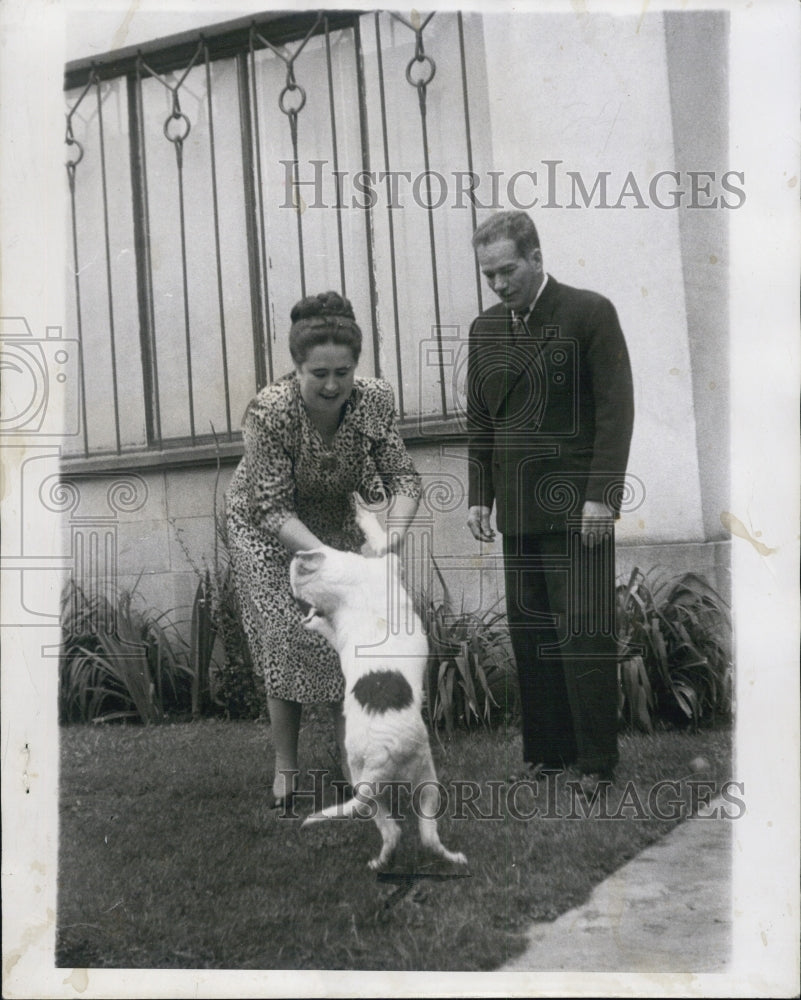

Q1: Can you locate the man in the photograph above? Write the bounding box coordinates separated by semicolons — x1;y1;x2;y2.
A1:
466;210;634;782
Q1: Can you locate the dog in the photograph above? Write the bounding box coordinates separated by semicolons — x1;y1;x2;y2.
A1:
289;509;467;872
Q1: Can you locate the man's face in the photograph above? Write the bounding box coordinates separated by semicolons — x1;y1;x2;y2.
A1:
476;237;544;314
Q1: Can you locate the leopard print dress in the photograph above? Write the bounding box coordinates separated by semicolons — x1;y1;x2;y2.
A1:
224;373;421;703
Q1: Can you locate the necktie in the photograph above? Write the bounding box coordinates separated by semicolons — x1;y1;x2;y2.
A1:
511;309;530;339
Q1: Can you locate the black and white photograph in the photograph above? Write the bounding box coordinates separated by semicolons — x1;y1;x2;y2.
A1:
1;1;799;997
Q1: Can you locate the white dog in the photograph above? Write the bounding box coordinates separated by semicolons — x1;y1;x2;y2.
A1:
289;510;467;872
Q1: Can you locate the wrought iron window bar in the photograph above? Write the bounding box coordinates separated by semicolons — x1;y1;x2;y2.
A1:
63;10;482;468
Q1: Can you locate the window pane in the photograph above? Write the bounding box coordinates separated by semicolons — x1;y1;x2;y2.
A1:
64;78;147;455
250;27;375;380
63;13;493;455
139;55;256;443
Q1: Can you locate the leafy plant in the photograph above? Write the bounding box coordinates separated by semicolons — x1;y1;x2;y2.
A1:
616;567;732;730
59;578;195;724
419;561;519;738
189;568;216;719
618;652;655;733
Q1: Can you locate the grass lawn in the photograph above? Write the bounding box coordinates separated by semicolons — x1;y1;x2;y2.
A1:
57;714;733;971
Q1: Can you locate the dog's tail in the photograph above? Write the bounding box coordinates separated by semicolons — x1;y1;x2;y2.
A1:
301;796;367;827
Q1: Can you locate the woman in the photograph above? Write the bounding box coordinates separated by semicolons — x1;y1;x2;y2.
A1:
225;291;421;806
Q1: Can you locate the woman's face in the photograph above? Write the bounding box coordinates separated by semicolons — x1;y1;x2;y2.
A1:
296;342;357;420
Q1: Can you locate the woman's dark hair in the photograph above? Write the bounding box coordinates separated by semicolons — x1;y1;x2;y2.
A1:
288;291;362;365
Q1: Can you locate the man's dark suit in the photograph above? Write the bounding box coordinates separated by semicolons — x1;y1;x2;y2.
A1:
467;274;634;772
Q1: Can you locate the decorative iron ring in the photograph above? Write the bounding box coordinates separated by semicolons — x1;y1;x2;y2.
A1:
163;111;191;143
65;135;84;168
405;54;436;88
278;82;307;116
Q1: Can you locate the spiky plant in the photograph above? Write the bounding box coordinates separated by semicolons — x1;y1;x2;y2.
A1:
417;560;519;738
616;567;732;730
59;579;194;724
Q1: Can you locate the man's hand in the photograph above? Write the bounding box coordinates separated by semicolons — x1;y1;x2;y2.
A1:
581;500;614;546
467;505;495;542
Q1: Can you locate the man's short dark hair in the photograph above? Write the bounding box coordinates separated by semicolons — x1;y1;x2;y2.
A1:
472;210;541;258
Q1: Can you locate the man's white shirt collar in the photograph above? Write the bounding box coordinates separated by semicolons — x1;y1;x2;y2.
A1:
520;274;548;316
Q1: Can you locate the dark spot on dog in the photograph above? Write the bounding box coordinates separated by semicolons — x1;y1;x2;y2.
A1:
351;670;413;714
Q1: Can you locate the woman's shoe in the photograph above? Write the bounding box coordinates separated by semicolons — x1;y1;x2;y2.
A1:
266;788;295;810
267;772;297;810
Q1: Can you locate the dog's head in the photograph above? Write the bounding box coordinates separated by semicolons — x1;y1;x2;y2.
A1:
289;546;401;627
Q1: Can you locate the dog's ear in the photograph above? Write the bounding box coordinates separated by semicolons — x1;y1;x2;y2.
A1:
293;550;326;576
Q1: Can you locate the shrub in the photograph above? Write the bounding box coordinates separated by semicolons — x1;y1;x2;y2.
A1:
419;561;519;738
616;567;732;730
59;578;197;724
189;567;216;719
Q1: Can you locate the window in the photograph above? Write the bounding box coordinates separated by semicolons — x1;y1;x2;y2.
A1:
63;11;489;463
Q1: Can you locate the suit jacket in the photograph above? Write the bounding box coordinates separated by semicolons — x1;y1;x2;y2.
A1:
467;275;634;535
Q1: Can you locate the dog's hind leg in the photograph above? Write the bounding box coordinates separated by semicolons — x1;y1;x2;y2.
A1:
415;771;467;866
368;799;402;872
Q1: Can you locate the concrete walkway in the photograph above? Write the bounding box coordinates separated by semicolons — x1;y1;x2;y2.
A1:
501;805;732;973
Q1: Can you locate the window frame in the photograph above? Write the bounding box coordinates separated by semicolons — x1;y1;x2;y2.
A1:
62;9;480;474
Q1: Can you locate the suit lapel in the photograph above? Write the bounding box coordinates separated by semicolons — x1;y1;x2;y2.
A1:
524;274;559;333
477;277;560;418
472;313;524;418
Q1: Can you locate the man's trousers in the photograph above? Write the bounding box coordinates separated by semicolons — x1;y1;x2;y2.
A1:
502;527;619;774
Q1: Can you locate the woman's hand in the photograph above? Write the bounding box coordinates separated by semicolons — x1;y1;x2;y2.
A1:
277;516;325;554
356;494;417;559
362;523;406;558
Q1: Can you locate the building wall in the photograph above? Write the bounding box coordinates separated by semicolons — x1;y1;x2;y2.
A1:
664;10;731;543
63;444;730;637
